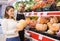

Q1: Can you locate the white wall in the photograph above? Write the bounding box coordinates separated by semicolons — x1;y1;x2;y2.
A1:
2;5;7;18
0;0;7;18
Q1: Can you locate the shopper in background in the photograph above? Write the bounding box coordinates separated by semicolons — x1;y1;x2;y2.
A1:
41;0;58;11
47;0;58;11
16;3;25;41
16;3;25;21
2;6;21;41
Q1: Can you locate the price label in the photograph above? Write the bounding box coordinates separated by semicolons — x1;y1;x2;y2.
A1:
26;13;29;16
39;34;43;40
31;11;34;16
38;12;42;17
43;12;48;16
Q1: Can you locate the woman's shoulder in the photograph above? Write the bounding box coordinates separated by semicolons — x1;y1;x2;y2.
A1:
2;18;8;21
2;18;14;22
3;18;13;20
2;18;17;25
2;18;17;22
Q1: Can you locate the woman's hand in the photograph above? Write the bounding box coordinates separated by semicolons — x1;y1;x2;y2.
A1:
15;28;22;33
16;20;27;31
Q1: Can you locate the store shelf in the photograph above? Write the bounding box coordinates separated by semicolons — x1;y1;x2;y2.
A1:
25;12;60;41
25;29;60;41
25;11;60;17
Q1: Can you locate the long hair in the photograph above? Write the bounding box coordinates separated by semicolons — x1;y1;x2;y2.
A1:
4;6;15;19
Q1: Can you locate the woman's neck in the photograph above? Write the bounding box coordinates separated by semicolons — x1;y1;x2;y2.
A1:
9;16;12;19
9;16;15;20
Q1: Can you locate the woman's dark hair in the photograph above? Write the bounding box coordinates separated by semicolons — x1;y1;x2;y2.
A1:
4;6;14;19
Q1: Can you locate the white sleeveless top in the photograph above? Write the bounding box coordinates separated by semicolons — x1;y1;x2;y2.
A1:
1;19;18;38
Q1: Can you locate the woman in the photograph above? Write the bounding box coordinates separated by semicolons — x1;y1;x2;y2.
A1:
16;3;25;41
1;6;23;41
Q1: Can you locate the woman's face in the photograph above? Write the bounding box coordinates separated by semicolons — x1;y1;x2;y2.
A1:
7;8;14;17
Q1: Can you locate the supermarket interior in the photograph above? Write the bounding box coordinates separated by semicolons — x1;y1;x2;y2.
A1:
0;0;60;41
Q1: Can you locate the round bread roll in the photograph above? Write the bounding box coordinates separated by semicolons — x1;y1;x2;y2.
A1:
50;23;59;32
35;24;40;31
47;30;55;35
16;19;27;31
39;17;45;24
29;20;37;28
26;17;30;24
39;17;49;24
35;24;47;31
50;16;58;23
47;22;52;29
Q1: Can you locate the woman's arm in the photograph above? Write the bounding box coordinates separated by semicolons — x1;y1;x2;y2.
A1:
2;19;8;34
2;19;17;34
15;20;27;32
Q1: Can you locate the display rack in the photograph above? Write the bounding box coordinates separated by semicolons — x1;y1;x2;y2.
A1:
25;30;59;41
25;11;60;41
25;11;60;17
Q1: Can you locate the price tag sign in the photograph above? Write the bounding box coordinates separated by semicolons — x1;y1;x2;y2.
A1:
31;11;34;16
43;12;47;16
26;13;29;16
39;34;43;40
38;12;42;17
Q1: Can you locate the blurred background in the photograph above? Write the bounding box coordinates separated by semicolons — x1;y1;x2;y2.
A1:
0;0;60;18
